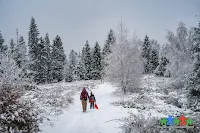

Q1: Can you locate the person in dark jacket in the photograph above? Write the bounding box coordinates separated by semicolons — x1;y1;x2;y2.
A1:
89;92;96;109
80;87;89;112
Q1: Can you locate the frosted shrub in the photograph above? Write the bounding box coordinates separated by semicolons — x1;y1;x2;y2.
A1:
0;54;41;132
0;85;41;133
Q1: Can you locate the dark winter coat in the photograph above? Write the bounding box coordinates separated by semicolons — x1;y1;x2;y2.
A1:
89;94;96;103
80;88;89;101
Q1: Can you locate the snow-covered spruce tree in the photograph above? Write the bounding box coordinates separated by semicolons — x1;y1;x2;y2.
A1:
0;31;8;54
65;62;72;82
51;35;66;82
34;37;48;84
0;54;41;133
78;51;81;58
15;36;28;69
141;35;151;74
74;46;87;80
185;22;200;111
154;56;169;76
76;60;87;80
81;46;86;63
10;38;16;55
91;42;102;80
13;35;29;80
72;51;79;81
102;29;116;78
84;40;92;80
65;50;79;82
28;17;39;80
149;49;159;73
102;29;116;56
0;31;4;53
105;21;143;94
44;33;52;83
149;40;159;73
164;22;193;79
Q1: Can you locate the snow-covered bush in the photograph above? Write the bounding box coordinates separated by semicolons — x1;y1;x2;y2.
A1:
121;113;160;133
129;87;144;93
0;85;41;133
0;54;41;133
122;113;200;133
164;97;182;108
166;79;185;91
133;94;154;105
105;21;143;94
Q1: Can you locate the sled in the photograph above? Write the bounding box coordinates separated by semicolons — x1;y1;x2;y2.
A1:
94;103;98;109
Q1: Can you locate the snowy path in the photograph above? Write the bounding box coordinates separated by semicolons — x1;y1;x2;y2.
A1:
41;83;128;133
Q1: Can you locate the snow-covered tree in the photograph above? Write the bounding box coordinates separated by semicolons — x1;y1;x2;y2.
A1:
0;54;24;85
81;46;86;62
84;40;92;80
10;38;16;55
105;21;143;94
51;35;66;82
76;60;87;80
15;36;27;69
34;37;48;84
0;31;8;54
65;50;79;82
70;46;88;81
44;33;52;83
149;40;160;73
149;49;159;73
185;22;200;111
0;31;4;52
141;35;151;74
163;22;193;79
154;56;169;76
102;29;116;57
102;29;116;77
91;42;102;80
28;17;39;78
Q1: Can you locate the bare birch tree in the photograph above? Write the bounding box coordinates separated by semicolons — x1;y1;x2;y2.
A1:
105;21;143;94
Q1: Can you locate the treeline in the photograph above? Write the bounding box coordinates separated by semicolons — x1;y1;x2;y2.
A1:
65;29;115;82
0;17;160;86
0;17;115;84
0;17;66;84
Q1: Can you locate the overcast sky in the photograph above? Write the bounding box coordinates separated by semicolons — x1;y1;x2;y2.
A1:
0;0;199;55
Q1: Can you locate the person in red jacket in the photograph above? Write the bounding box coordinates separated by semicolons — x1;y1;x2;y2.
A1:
80;87;89;112
89;92;96;109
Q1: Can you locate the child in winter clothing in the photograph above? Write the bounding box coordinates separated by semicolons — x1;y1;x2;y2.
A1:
89;92;96;109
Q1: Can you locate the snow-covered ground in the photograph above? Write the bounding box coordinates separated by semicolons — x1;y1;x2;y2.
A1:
23;80;100;127
36;75;199;133
41;82;129;133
